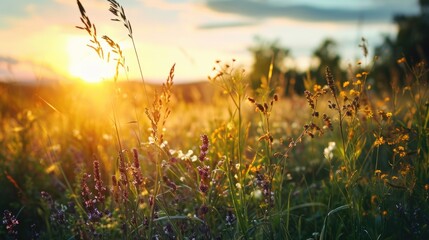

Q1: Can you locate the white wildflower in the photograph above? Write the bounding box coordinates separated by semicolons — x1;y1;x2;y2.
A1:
324;141;336;160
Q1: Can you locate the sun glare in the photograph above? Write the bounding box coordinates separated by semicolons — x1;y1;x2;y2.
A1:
67;37;116;83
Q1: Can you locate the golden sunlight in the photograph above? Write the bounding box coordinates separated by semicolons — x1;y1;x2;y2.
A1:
67;37;116;83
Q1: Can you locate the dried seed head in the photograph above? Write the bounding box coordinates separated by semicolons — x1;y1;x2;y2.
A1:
256;104;264;112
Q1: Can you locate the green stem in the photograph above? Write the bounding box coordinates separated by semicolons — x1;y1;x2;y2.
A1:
130;36;150;107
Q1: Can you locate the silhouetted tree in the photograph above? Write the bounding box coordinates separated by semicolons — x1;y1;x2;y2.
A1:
372;0;429;92
248;37;290;94
311;39;345;85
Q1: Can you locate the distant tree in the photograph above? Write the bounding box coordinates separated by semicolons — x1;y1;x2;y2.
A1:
311;38;345;85
247;37;290;95
372;0;429;92
394;1;429;63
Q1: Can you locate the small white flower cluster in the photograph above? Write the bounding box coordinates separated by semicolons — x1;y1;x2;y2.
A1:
169;149;198;162
324;142;336;160
148;137;168;148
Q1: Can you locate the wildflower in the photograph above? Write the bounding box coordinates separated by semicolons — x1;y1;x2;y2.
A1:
178;150;194;161
226;210;236;225
343;81;350;88
397;57;406;64
198;204;209;219
374;136;385;147
325;67;336;97
81;173;93;209
31;224;40;240
197;165;211;180
235;163;240;170
323;114;333;131
378;111;390;121
355;73;362;78
401;134;409;141
199;134;209;162
190;155;198;162
93;157;106;204
2;210;19;238
349;89;359;96
160;141;168;148
199;181;209;194
394;146;407;157
252;189;263;200
386;112;393;118
313;84;322;92
323;142;336;160
118;151;128;186
41;191;54;209
364;108;373;119
131;148;144;187
374;169;382;175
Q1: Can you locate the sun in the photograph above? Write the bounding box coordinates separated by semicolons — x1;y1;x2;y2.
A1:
67;36;116;83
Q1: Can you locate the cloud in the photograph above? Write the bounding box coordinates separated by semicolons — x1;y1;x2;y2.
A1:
0;56;18;65
0;56;18;77
0;0;53;28
204;0;418;23
198;21;259;29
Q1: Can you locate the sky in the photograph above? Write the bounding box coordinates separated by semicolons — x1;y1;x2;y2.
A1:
0;0;420;83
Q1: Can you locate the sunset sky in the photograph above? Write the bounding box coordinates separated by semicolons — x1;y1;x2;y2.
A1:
0;0;420;83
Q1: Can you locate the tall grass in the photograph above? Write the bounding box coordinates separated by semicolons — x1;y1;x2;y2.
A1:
1;0;428;239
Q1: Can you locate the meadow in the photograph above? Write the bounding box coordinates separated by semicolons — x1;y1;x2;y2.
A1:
1;0;429;239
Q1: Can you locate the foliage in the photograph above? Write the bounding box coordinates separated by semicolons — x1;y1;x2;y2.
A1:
1;0;429;239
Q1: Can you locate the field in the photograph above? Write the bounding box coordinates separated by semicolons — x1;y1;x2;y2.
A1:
1;1;429;239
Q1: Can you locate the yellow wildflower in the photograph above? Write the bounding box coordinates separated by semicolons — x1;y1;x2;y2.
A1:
349;89;359;96
313;84;322;92
343;81;350;88
401;134;409;141
374;136;385;147
397;57;406;64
